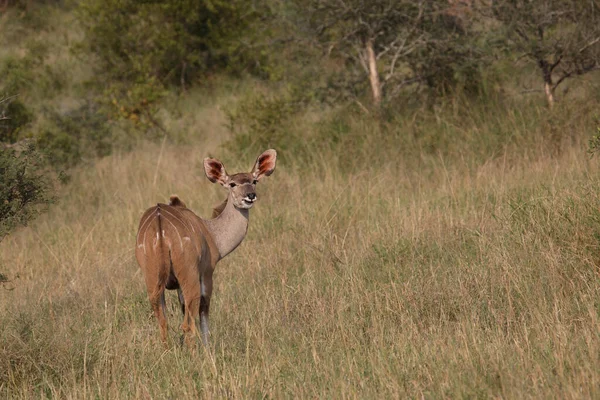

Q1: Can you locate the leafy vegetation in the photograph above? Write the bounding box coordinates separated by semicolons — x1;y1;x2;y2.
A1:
486;0;600;107
0;143;54;242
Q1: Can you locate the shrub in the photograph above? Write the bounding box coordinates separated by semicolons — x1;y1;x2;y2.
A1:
77;0;269;88
0;143;55;242
35;102;112;168
0;42;64;97
0;97;33;144
224;86;314;163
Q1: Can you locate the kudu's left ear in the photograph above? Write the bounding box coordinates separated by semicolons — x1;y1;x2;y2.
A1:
204;157;229;186
251;149;277;181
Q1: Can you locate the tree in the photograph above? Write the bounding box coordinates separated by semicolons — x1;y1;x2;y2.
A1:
295;0;487;108
298;0;431;107
487;0;600;107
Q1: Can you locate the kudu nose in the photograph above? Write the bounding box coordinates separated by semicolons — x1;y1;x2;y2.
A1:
247;193;256;200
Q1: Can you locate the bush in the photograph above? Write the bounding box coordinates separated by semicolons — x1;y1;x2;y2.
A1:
77;0;269;88
0;143;55;242
224;86;314;162
0;42;64;97
35;102;112;168
0;97;33;144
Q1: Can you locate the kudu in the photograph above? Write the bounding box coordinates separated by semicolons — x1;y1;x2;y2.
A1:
135;149;277;345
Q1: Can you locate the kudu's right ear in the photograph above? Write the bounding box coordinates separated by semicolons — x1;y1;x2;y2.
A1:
204;158;229;186
251;149;277;181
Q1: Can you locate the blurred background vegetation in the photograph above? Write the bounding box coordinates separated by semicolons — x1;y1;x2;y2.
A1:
1;1;598;237
1;0;599;243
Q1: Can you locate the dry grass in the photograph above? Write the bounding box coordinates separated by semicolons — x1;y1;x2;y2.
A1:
2;123;600;398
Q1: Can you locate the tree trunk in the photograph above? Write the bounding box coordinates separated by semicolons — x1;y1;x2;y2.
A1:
366;39;381;107
539;59;555;108
544;81;554;108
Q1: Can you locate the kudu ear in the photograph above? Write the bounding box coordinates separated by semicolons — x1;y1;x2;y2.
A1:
204;157;229;186
251;149;277;181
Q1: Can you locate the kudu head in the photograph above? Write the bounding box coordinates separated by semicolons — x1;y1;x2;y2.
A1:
203;149;277;210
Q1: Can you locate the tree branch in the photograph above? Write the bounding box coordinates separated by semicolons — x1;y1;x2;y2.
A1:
552;71;572;91
549;56;562;72
578;36;600;54
352;42;370;75
514;27;530;43
0;94;18;105
553;62;600;92
384;38;421;82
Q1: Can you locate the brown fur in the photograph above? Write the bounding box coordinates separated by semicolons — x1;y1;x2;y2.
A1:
135;202;218;344
169;195;187;208
135;149;277;347
212;198;228;218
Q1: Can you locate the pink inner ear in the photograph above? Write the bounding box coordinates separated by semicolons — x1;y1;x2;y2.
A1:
207;161;223;178
258;155;275;175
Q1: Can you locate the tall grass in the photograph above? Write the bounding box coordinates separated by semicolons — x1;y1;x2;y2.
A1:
2;88;600;398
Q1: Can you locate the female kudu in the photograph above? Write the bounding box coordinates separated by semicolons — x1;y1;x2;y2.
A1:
135;149;277;345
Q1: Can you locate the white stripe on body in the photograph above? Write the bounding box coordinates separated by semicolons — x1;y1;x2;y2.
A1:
160;208;199;252
160;216;185;251
161;207;196;234
136;211;157;245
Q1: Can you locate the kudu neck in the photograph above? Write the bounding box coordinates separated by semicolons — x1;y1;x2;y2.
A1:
204;194;249;260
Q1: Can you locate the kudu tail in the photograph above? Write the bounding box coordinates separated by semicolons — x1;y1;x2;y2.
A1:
151;205;170;304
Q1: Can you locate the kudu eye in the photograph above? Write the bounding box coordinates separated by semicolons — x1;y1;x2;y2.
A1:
252;179;258;185
229;182;237;188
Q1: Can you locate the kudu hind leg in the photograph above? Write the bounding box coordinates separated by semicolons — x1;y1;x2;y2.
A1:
180;289;201;346
143;266;169;344
176;287;187;346
149;290;168;344
177;287;185;315
199;273;213;346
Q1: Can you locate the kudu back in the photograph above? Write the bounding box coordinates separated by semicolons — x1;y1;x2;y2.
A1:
135;149;277;345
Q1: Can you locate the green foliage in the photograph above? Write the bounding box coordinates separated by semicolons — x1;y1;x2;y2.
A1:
77;0;270;87
0;57;35;94
0;42;65;97
101;78;169;140
293;0;490;104
75;0;278;138
224;85;313;161
412;10;491;97
0;144;54;242
589;125;600;156
0;36;70;158
487;0;600;102
226;81;598;177
35;103;112;167
0;97;33;143
0;0;60;29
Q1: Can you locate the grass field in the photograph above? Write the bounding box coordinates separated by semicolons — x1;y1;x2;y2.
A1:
2;91;600;398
